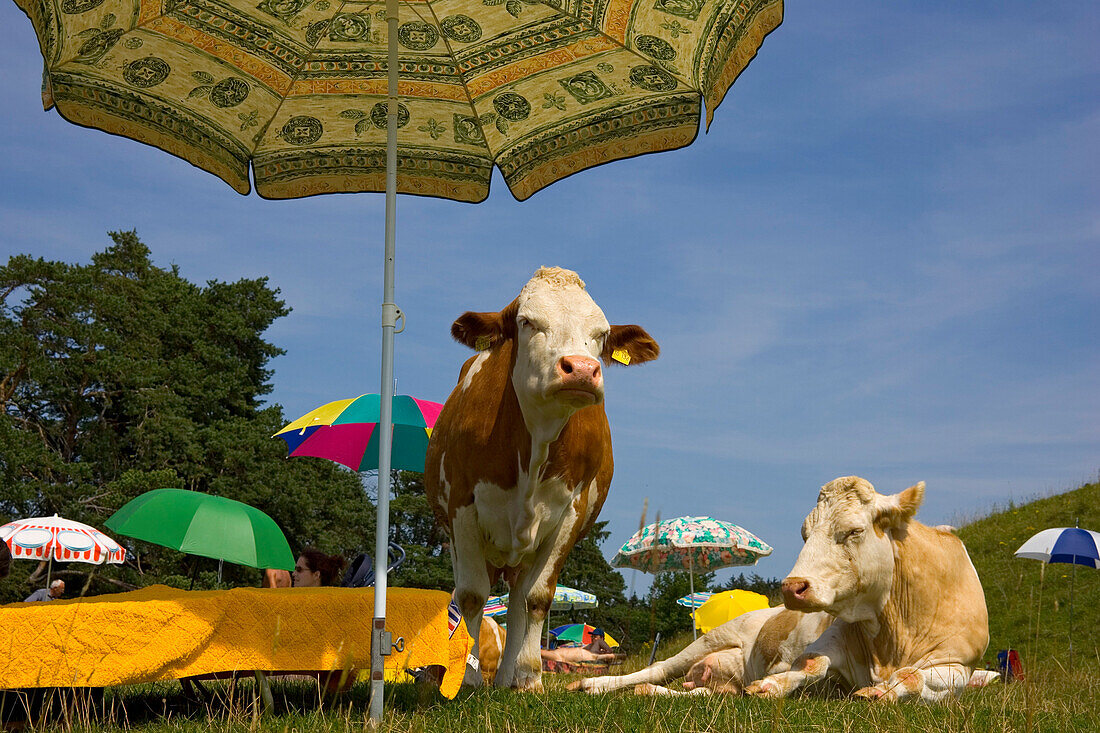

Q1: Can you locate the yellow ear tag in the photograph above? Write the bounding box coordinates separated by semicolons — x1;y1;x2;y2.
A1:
475;336;492;352
612;348;631;365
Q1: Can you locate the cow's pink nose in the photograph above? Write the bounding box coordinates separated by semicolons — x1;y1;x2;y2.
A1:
781;577;811;602
557;355;602;384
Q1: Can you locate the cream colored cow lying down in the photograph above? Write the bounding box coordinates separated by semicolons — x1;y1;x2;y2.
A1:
575;477;996;701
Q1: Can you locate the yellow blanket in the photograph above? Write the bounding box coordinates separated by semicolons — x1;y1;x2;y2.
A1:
0;585;471;699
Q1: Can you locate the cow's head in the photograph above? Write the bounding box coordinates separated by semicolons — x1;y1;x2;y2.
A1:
781;476;925;623
451;266;658;426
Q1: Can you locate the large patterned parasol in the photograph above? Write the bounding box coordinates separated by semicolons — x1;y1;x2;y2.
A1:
612;515;770;637
12;0;783;202
10;0;783;715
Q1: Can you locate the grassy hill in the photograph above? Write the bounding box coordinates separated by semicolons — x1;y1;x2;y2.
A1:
956;480;1099;672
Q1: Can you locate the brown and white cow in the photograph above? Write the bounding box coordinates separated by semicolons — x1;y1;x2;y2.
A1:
570;607;833;696
425;267;659;690
744;476;989;702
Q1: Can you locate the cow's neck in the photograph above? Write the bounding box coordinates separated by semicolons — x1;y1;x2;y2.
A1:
861;521;947;670
503;362;585;558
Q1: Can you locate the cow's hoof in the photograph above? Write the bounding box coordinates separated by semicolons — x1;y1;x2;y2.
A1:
853;686;886;700
634;683;661;696
512;676;544;693
744;681;779;698
565;680;586;692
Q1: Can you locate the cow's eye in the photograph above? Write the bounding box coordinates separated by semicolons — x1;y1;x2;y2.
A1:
517;316;532;330
844;528;864;542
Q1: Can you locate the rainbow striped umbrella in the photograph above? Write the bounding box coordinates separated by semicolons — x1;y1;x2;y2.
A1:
274;394;443;473
676;592;713;609
0;515;125;565
483;596;507;618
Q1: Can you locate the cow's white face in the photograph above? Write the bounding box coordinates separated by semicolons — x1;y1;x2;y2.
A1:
449;266;659;441
781;476;924;623
512;271;610;419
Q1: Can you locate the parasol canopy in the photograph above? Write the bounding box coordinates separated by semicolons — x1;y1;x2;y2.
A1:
549;623;619;647
676;591;712;608
275;393;443;472
693;588;769;633
11;0;784;203
0;515;126;565
612;515;772;573
106;488;295;571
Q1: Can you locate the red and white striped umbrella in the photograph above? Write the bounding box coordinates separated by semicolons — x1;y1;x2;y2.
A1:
0;515;126;565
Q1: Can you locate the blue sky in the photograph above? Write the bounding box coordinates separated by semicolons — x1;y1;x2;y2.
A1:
1;2;1097;590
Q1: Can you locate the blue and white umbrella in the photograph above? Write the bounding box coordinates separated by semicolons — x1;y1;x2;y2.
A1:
676;592;713;609
1015;527;1100;568
1015;525;1099;663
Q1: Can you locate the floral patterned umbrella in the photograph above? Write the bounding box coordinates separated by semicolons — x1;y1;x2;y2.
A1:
612;515;770;637
612;516;772;573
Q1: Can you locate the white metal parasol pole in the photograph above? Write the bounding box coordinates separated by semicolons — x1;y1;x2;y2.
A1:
369;0;400;722
689;553;697;640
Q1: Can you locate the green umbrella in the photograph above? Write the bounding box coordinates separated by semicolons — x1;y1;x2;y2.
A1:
106;489;294;571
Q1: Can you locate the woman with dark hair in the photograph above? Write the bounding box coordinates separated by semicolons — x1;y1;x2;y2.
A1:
292;549;346;587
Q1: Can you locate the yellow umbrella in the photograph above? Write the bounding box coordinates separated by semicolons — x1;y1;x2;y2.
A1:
693;589;769;634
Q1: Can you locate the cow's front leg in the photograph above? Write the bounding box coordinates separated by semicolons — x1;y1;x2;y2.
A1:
450;513;491;688
745;623;851;699
513;581;551;691
855;663;973;702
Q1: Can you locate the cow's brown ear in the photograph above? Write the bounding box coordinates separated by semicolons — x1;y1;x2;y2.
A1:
874;482;925;530
451;301;519;351
602;324;660;366
452;311;504;351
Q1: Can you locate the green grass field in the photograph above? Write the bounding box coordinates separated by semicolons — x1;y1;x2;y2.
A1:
9;482;1100;732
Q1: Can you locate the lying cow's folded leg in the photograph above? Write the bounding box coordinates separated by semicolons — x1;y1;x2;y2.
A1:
866;663;973;703
746;651;833;698
570;615;750;694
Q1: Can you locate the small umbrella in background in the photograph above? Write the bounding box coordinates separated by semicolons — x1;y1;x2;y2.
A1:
275;394;443;473
693;590;771;634
550;623;619;648
613;516;772;638
106;489;294;585
1015;525;1099;666
483;596;508;619
0;515;126;591
501;585;598;646
676;592;714;609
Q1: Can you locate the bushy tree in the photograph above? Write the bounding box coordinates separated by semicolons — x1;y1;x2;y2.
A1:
383;470;453;591
646;569;716;640
0;232;371;601
720;572;783;606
